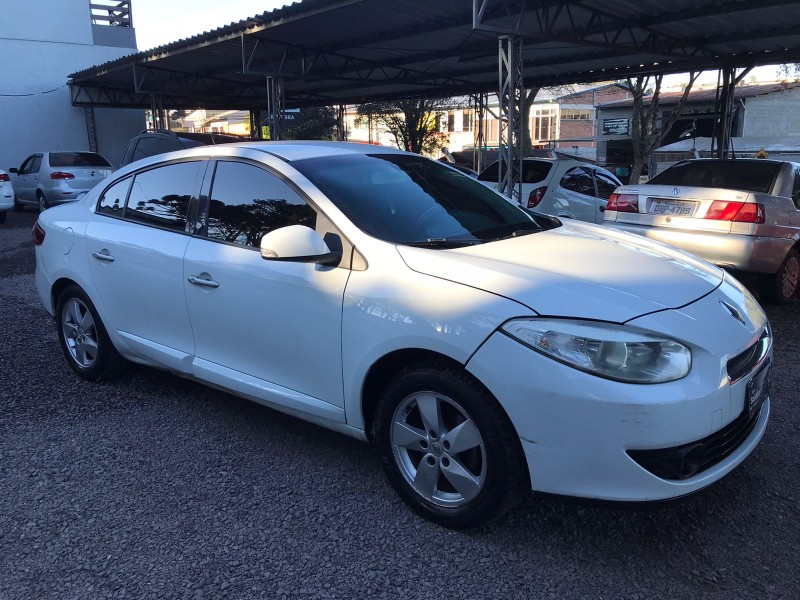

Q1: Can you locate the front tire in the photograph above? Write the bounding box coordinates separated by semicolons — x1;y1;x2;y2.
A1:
56;285;125;381
765;248;799;304
375;363;527;529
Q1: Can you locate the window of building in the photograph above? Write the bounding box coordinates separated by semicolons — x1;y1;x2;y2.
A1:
462;111;473;132
447;114;455;133
561;109;593;120
125;161;201;231
531;107;558;142
205;161;316;248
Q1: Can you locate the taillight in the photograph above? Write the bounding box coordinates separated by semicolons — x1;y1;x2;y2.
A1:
50;171;75;180
0;173;9;182
607;193;639;213
705;201;765;224
32;222;46;245
527;186;548;208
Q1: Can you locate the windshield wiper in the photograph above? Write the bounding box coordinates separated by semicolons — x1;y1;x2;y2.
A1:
492;227;542;241
399;238;482;248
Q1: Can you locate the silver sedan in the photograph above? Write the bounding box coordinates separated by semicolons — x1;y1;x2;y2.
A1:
9;151;113;212
604;159;800;304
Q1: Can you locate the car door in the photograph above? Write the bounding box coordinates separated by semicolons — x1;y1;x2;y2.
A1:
85;160;205;372
555;166;598;222
14;154;41;202
183;159;350;421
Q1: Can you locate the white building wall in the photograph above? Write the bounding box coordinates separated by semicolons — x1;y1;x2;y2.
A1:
741;87;800;138
0;1;143;171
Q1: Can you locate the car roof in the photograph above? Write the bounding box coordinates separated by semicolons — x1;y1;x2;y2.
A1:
223;140;408;162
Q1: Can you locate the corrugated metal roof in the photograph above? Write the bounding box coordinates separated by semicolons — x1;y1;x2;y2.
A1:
69;0;800;110
599;81;800;108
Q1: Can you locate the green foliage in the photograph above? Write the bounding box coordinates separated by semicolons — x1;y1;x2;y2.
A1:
357;98;461;154
282;106;337;140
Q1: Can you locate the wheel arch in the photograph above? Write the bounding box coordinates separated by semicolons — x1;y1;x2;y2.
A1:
360;348;521;451
51;277;82;316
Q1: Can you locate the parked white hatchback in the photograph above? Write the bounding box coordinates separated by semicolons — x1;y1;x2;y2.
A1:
34;142;771;528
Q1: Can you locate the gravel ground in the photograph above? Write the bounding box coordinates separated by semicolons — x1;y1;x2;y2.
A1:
1;209;798;600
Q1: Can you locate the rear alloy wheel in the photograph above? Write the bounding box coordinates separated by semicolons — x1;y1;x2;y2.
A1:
57;285;125;381
37;191;49;213
376;364;527;529
767;248;799;304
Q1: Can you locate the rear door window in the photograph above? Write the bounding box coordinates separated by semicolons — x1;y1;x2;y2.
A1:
560;167;596;197
593;169;621;200
204;160;317;248
97;177;132;216
648;161;781;193
125;161;202;231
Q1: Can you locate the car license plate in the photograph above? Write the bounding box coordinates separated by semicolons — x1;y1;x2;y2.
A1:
745;359;771;417
649;199;697;216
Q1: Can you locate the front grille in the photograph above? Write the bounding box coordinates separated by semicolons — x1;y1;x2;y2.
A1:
728;327;770;383
627;405;763;480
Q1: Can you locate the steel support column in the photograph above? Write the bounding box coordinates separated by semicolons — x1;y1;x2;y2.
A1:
473;93;488;173
266;76;284;140
497;35;523;200
84;107;98;152
713;66;752;159
337;104;347;141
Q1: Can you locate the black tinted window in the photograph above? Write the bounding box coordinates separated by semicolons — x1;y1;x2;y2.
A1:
477;161;499;181
792;169;800;209
29;156;42;174
97;177;131;216
594;170;621;200
50;152;111;167
206;161;316;248
132;137;160;163
293;154;542;244
158;137;183;153
648;161;781;193
19;155;37;174
126;162;200;230
521;161;553;183
560;167;596;196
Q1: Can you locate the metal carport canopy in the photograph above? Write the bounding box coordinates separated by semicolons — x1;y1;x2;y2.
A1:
69;0;800;110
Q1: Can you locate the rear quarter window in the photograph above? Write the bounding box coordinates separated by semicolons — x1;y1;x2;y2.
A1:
648;161;781;193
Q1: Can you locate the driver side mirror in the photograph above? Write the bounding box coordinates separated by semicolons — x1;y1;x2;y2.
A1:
260;225;342;267
9;168;18;174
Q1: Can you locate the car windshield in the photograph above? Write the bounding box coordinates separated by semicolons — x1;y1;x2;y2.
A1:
49;152;111;168
293;153;553;245
648;161;781;193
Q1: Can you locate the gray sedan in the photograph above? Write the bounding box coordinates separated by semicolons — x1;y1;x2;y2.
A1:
604;159;800;303
10;151;113;212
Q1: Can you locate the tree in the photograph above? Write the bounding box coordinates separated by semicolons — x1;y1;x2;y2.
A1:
625;72;701;183
357;98;458;154
282;106;337;140
778;64;800;78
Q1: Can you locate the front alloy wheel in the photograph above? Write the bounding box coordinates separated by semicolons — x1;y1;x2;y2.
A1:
376;364;527;529
391;391;487;507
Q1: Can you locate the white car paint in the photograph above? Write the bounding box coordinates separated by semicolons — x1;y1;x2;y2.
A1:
33;142;772;513
0;169;15;218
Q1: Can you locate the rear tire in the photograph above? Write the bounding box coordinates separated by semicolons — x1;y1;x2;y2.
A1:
375;363;527;529
56;285;125;381
765;248;799;304
37;191;48;213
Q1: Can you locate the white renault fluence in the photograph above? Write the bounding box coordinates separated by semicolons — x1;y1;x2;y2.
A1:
33;142;771;528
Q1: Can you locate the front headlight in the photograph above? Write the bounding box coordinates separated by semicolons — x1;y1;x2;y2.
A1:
502;319;691;383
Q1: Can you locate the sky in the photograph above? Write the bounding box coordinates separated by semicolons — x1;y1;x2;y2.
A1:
134;0;288;50
131;0;784;88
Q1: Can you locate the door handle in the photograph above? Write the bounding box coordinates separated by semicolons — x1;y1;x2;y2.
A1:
188;274;219;288
92;250;115;262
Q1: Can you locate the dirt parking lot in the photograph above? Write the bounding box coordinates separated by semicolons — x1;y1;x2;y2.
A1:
1;209;798;599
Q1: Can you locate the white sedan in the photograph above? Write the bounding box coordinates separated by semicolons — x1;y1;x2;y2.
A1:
33;142;772;528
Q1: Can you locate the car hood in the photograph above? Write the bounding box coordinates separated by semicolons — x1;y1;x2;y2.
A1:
396;221;723;323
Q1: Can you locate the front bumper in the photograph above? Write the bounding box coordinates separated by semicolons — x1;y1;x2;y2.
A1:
466;283;770;502
605;221;792;275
